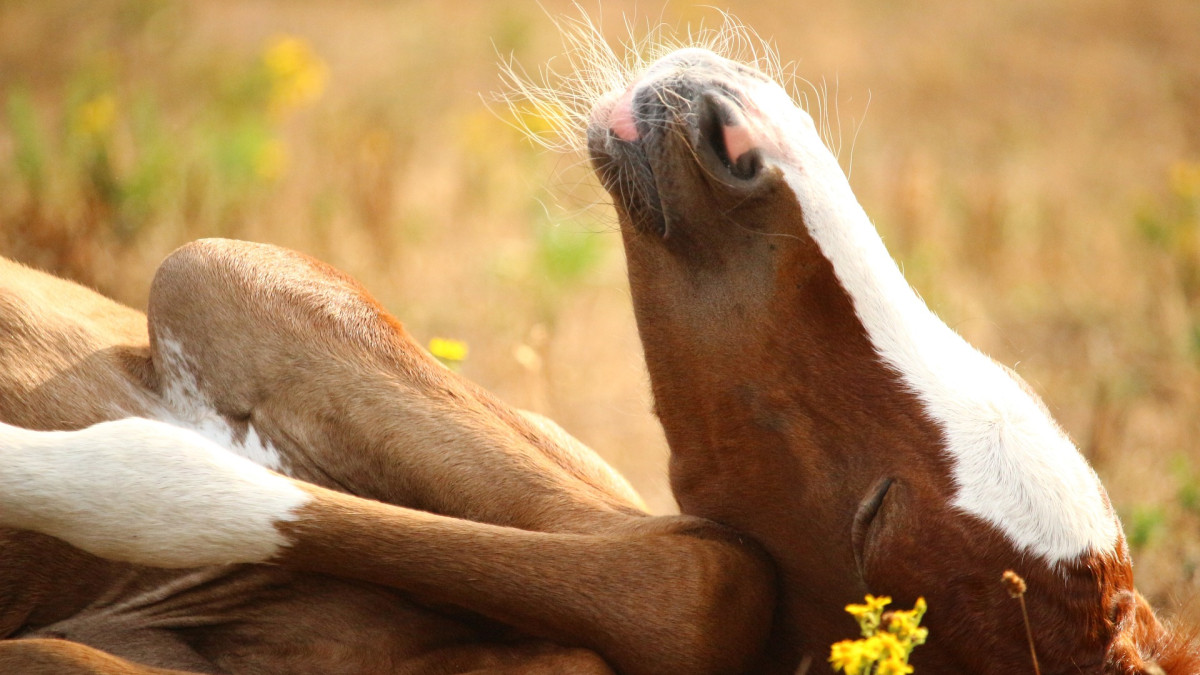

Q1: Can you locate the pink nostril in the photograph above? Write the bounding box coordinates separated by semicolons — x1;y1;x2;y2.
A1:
722;122;754;166
609;85;639;141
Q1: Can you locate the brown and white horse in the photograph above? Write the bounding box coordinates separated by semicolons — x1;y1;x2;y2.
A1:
576;41;1199;674
0;27;1196;675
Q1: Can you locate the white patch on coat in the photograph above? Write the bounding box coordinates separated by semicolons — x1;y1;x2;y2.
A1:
0;418;308;567
737;74;1119;562
155;335;286;473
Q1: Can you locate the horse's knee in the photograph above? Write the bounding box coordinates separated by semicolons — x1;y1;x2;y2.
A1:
148;239;409;414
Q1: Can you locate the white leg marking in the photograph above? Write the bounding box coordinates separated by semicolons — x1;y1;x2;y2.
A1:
0;418;308;567
156;335;287;473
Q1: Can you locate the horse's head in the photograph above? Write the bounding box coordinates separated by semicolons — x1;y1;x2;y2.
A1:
578;42;1195;675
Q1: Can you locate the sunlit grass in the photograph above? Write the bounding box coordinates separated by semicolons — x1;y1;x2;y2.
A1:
0;26;331;287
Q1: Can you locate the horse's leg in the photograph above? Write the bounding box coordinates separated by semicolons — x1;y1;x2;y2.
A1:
38;238;771;675
0;639;206;675
145;238;644;533
0;415;772;675
0;248;645;674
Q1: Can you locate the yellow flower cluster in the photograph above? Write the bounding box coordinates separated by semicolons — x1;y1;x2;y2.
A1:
830;595;928;675
262;35;328;116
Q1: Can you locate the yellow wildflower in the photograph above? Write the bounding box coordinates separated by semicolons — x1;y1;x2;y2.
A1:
74;93;117;139
886;597;929;644
830;637;882;675
875;632;907;660
846;594;891;636
831;595;927;675
876;657;915;675
262;35;328;116
846;594;892;617
429;337;469;363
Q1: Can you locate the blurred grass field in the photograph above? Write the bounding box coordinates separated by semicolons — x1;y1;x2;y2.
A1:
1;0;1197;626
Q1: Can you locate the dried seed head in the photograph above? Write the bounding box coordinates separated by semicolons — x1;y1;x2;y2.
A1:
1002;570;1028;598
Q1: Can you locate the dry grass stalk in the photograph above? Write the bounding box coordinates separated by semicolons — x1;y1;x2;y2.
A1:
1003;570;1041;675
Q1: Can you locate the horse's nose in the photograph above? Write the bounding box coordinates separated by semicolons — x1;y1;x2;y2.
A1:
607;85;639;142
597;49;733;143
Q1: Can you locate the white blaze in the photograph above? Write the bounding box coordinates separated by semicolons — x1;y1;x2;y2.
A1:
156;335;287;473
0;418;308;567
746;78;1118;562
